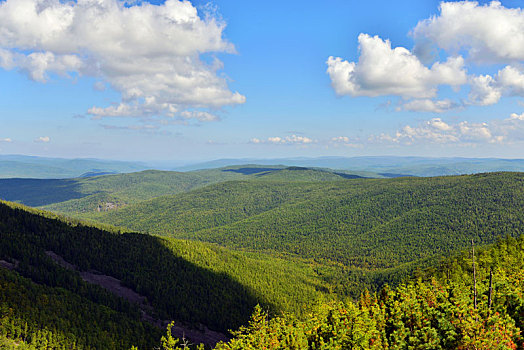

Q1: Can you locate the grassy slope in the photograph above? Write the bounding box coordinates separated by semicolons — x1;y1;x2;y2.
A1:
92;172;524;271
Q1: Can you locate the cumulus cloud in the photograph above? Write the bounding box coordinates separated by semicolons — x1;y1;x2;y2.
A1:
328;2;524;112
412;1;524;64
326;34;467;99
467;66;524;105
468;74;502;105
34;136;50;143
458;121;499;143
510;112;524;121
0;0;244;121
250;135;315;145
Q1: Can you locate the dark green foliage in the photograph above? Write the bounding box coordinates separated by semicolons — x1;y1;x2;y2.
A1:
0;165;377;213
0;268;160;349
95;172;524;270
0;201;328;339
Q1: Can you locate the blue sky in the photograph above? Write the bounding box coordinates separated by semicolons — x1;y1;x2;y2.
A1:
1;0;524;161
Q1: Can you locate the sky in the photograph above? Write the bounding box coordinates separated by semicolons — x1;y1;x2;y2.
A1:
1;0;524;161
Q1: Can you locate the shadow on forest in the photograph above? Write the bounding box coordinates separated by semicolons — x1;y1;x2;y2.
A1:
222;167;282;175
0;202;272;335
0;178;88;206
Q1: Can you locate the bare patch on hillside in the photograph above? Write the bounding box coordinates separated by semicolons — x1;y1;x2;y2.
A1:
44;251;228;346
0;259;17;270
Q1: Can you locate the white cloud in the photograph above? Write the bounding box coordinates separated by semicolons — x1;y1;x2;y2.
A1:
250;135;315;145
328;2;524;113
0;0;245;121
401;99;460;113
0;138;12;142
331;136;351;143
468;66;524;106
496;65;524;96
458;121;496;142
373;113;524;145
0;49;82;82
510;112;524;121
179;110;219;122
330;136;363;148
413;1;524;64
34;136;50;143
468;74;502;106
326;34;467;99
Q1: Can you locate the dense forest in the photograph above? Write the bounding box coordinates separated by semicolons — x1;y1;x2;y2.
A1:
0;165;374;212
1;171;523;348
210;235;524;349
0;200;335;348
3;200;522;349
90;172;524;269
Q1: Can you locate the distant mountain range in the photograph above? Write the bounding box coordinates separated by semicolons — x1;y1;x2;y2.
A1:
174;156;524;177
0;155;149;178
2;154;524;179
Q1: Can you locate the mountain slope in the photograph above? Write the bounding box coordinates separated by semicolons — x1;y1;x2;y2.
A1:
0;201;329;342
214;235;524;349
0;165;374;213
92;172;524;270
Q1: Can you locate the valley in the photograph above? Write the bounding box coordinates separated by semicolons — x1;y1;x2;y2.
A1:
0;162;523;348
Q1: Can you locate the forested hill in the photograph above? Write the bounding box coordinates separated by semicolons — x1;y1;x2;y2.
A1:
94;172;524;270
1;171;524;348
0;201;332;348
0;165;377;213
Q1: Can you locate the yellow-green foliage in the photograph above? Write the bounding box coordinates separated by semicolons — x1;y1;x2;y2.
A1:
215;236;524;349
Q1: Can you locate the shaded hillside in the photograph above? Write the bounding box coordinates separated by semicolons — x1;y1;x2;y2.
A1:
0;201;328;340
0;168;248;209
94;172;524;270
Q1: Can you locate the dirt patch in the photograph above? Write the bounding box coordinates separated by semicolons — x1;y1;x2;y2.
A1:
80;272;148;305
45;251;76;270
44;251;228;346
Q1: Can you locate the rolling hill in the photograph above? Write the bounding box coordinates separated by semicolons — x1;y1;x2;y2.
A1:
0;155;148;179
89;172;524;271
0;165;375;213
176;156;524;177
1;170;523;348
0;200;332;347
1;199;523;349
